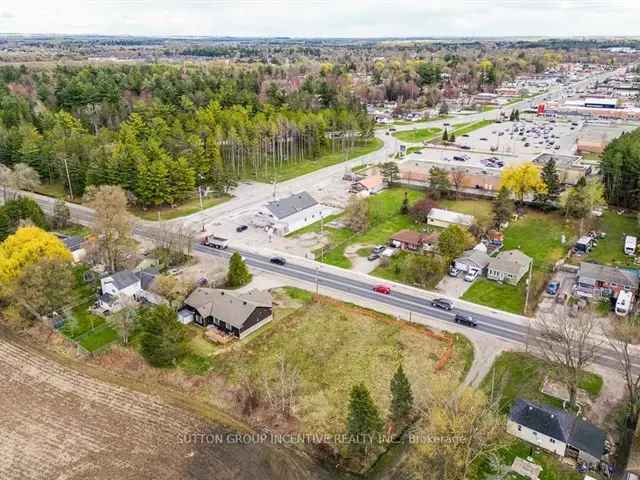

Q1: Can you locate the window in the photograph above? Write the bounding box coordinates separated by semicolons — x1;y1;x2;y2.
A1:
550;439;555;444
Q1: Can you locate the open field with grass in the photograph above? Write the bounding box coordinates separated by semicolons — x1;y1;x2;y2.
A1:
210;288;473;440
451;119;496;137
392;127;442;143
480;351;603;415
311;188;424;268
130;194;231;221
587;211;639;268
463;278;526;314
249;138;384;183
439;198;494;226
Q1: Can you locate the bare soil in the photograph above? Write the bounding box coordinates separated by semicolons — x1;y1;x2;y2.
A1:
0;333;332;480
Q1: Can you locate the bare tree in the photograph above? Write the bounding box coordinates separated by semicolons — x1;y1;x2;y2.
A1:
0;164;16;201
606;318;640;426
13;163;41;192
343;196;370;234
109;296;138;345
262;354;300;418
84;185;136;273
534;305;601;408
450;169;467;199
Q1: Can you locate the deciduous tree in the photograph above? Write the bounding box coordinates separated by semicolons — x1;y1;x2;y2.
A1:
500;162;545;204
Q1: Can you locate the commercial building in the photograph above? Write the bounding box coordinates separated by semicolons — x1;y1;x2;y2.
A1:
257;191;335;235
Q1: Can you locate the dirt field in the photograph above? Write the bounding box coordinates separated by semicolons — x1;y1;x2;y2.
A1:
0;336;331;480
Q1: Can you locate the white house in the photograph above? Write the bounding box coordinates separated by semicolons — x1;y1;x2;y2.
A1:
487;250;532;285
99;269;163;311
508;399;605;466
427;208;475;229
257;191;335;235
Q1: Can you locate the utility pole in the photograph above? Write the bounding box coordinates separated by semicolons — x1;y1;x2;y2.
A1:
315;266;320;296
62;156;74;199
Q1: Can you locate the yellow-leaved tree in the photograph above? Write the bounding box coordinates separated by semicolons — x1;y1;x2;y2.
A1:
500;162;546;203
0;226;72;285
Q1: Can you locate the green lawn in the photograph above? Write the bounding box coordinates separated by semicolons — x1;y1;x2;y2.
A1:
587;211;639;268
462;278;526;314
480;352;603;415
33;182;68;199
439;198;494;226
315;188;424;267
248;138;384;183
130;194;231;221
392;127;442;143
451;119;495;137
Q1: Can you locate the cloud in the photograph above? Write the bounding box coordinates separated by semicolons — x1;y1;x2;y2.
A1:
0;0;638;36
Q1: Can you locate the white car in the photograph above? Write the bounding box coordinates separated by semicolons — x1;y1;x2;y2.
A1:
464;270;479;282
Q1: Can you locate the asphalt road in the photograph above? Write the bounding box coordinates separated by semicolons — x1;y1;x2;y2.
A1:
195;243;640;373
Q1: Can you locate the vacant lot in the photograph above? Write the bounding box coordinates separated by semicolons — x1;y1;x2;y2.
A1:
0;335;329;480
587;210;639;267
392;127;442;143
211;288;472;441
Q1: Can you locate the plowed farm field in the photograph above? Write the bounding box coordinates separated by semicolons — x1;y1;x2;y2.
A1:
0;337;330;480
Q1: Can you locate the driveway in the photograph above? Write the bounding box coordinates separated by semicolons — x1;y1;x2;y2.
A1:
436;274;474;298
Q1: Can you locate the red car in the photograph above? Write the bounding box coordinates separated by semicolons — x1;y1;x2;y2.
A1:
373;284;391;295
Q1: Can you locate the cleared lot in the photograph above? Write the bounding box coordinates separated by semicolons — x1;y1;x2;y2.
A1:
0;337;328;480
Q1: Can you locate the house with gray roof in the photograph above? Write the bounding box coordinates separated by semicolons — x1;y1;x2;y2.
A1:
427;208;475;229
98;269;164;311
576;262;639;299
257;191;336;234
454;249;491;274
181;288;273;338
487;249;532;285
507;399;606;466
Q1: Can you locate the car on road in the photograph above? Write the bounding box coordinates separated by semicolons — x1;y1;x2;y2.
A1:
269;256;287;266
454;313;478;328
453;155;466;162
464;270;479;282
460;145;471;150
479;137;488;141
373;284;391;295
367;253;380;261
524;143;530;147
431;298;453;311
236;225;249;233
546;281;560;295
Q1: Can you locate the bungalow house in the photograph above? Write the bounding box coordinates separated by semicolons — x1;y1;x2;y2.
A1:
257;191;334;235
487;250;532;285
427;208;475;229
180;288;273;339
390;230;439;253
98;269;163;311
507;399;606;467
354;174;385;196
454;249;491;274
576;262;639;299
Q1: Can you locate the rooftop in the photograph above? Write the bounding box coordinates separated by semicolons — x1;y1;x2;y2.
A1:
265;191;318;220
184;288;273;329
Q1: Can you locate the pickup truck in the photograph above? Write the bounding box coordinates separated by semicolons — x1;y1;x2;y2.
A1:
202;235;229;249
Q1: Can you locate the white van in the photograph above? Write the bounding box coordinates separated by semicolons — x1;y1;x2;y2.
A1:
615;290;634;317
625;235;637;256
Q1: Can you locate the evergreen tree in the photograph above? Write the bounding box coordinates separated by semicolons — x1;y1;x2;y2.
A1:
537;158;561;205
493;186;515;228
226;252;252;287
400;191;409;215
389;365;414;423
138;305;187;368
380;161;400;184
442;128;449;142
449;132;456;143
346;383;384;459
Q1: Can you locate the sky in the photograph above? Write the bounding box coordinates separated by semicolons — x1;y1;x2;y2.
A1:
0;0;639;38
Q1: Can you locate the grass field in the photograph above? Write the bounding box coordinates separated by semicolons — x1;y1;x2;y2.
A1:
480;351;603;415
462;278;526;314
210;288;473;439
248;138;384;183
451;119;496;137
392;127;442;143
130;194;231;221
314;188;424;267
439;198;494;226
587;211;639;267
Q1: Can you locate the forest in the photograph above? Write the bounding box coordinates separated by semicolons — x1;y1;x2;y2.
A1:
601;128;640;209
0;63;374;206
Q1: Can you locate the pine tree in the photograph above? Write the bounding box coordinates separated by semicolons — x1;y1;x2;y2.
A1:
493;186;514;228
400;191;409;215
538;158;561;204
389;365;413;423
442;128;449;142
449;132;456;143
346;383;384;459
226;252;252;288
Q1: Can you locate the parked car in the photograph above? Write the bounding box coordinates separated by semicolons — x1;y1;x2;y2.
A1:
460;145;471;150
464;270;479;282
431;298;453;311
236;225;249;233
269;256;287;266
372;245;386;254
454;313;478;328
449;267;461;277
373;284;391;295
367;253;380;261
546;281;560;295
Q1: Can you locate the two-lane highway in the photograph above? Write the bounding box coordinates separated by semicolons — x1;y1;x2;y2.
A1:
194;243;639;373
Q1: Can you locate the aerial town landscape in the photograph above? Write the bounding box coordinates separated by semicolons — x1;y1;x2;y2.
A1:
2;2;640;480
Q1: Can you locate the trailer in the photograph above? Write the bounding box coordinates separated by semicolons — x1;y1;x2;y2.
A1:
615;290;634;317
624;235;637;256
202;235;229;249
